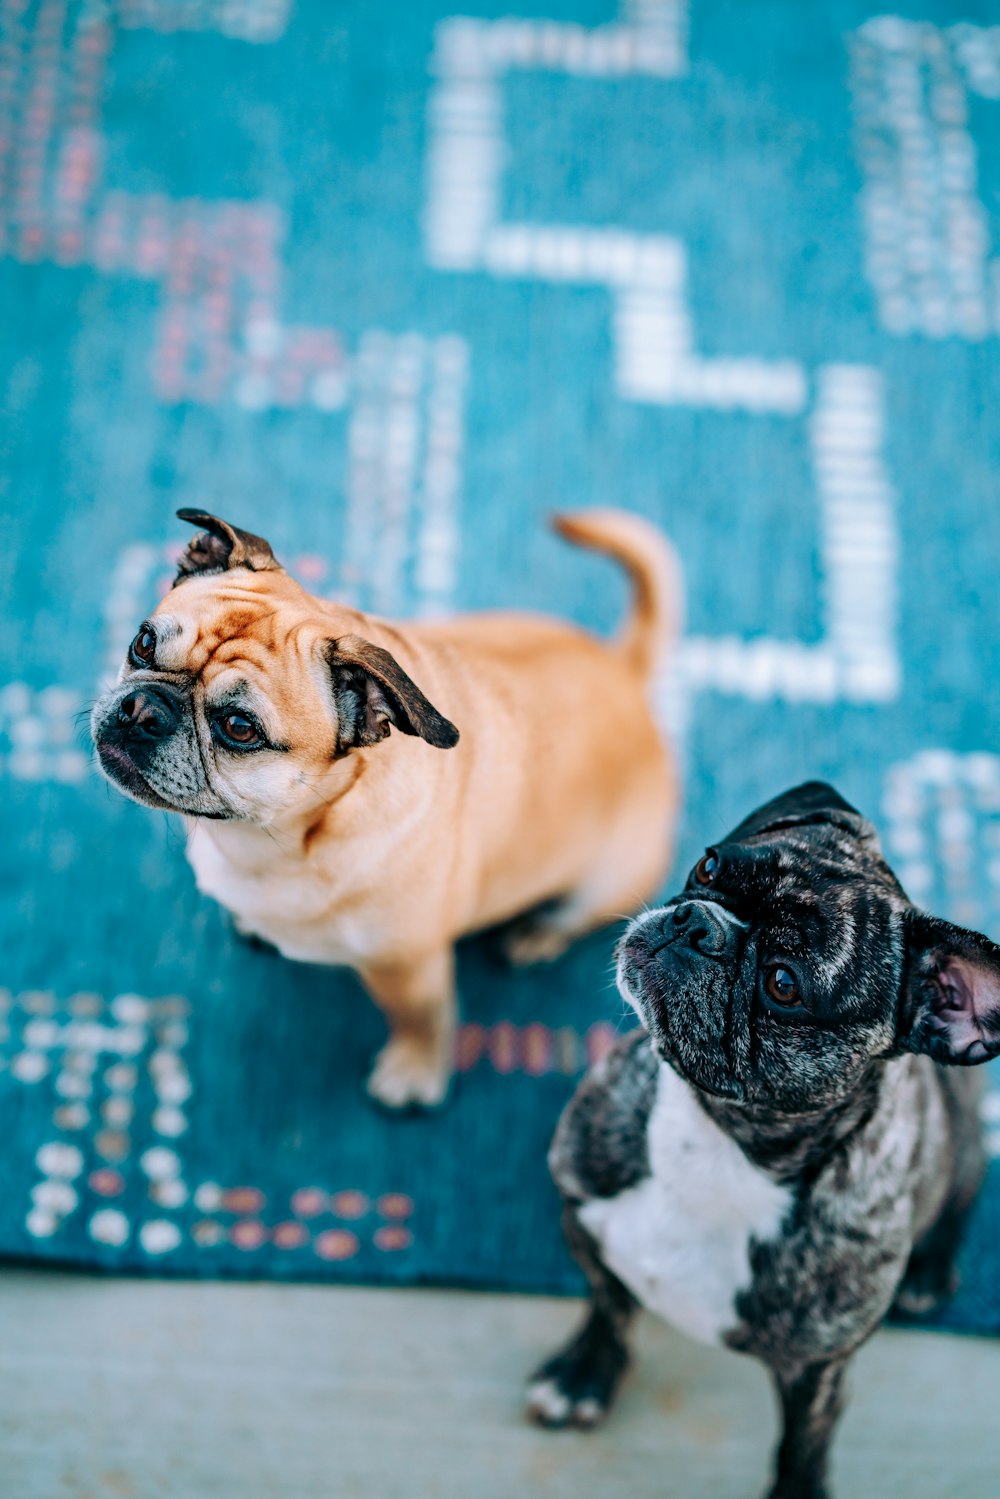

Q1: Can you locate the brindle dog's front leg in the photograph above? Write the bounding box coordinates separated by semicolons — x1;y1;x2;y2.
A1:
360;946;456;1109
526;1208;638;1429
767;1357;849;1499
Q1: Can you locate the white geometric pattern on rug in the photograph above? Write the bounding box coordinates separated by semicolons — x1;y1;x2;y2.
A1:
424;4;900;708
851;17;1000;340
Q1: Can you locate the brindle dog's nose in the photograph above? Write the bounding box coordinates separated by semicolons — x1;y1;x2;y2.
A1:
669;899;737;958
116;686;180;741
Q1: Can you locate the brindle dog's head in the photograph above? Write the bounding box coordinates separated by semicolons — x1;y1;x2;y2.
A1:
618;782;1000;1110
91;511;458;822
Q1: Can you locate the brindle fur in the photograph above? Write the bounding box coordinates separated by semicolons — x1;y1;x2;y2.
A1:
529;783;997;1499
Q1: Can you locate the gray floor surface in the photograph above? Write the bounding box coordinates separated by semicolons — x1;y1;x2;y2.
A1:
0;1271;996;1499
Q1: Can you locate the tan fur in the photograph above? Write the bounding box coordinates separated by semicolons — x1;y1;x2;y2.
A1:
151;512;681;1105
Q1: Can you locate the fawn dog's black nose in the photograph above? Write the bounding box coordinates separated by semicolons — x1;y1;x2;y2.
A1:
116;686;181;741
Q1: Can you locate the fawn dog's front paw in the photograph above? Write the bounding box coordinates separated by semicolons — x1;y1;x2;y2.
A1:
367;1035;450;1109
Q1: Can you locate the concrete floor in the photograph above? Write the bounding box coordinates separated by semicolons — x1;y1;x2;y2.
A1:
0;1273;996;1499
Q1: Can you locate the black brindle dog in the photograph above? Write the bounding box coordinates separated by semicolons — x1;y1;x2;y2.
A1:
527;783;998;1499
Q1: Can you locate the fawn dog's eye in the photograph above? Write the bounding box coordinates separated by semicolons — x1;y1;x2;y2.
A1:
216;712;262;747
130;628;156;666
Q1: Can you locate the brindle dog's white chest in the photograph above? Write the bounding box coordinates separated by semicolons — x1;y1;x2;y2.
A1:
579;1065;792;1346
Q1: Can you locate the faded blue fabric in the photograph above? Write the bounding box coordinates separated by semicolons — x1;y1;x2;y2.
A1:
0;0;998;1332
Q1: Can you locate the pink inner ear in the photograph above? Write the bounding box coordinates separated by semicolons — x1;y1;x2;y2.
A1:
933;955;1000;1062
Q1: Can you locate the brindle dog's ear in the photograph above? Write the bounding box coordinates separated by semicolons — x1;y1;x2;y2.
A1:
174;509;281;584
722;781;877;846
328;634;459;751
901;910;1000;1066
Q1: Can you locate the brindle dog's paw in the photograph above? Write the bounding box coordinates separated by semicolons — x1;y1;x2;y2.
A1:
892;1265;959;1319
525;1340;627;1431
526;1375;607;1430
367;1037;449;1110
892;1232;963;1319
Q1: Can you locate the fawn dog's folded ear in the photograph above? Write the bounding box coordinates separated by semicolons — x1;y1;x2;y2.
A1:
174;510;281;583
901;909;1000;1065
328;634;460;751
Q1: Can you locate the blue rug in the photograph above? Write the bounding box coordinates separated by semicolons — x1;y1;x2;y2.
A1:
1;0;999;1334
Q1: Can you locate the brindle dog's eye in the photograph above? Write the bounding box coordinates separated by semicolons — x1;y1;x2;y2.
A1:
765;966;801;1007
693;850;719;885
219;712;261;746
130;628;156;666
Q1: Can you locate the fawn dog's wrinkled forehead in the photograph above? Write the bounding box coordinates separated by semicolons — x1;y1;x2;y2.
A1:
90;510;459;824
152;564;345;682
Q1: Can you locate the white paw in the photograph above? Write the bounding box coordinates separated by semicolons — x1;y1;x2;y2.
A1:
502;925;573;967
367;1038;449;1109
526;1378;609;1431
893;1286;940;1317
570;1397;604;1430
525;1379;572;1426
